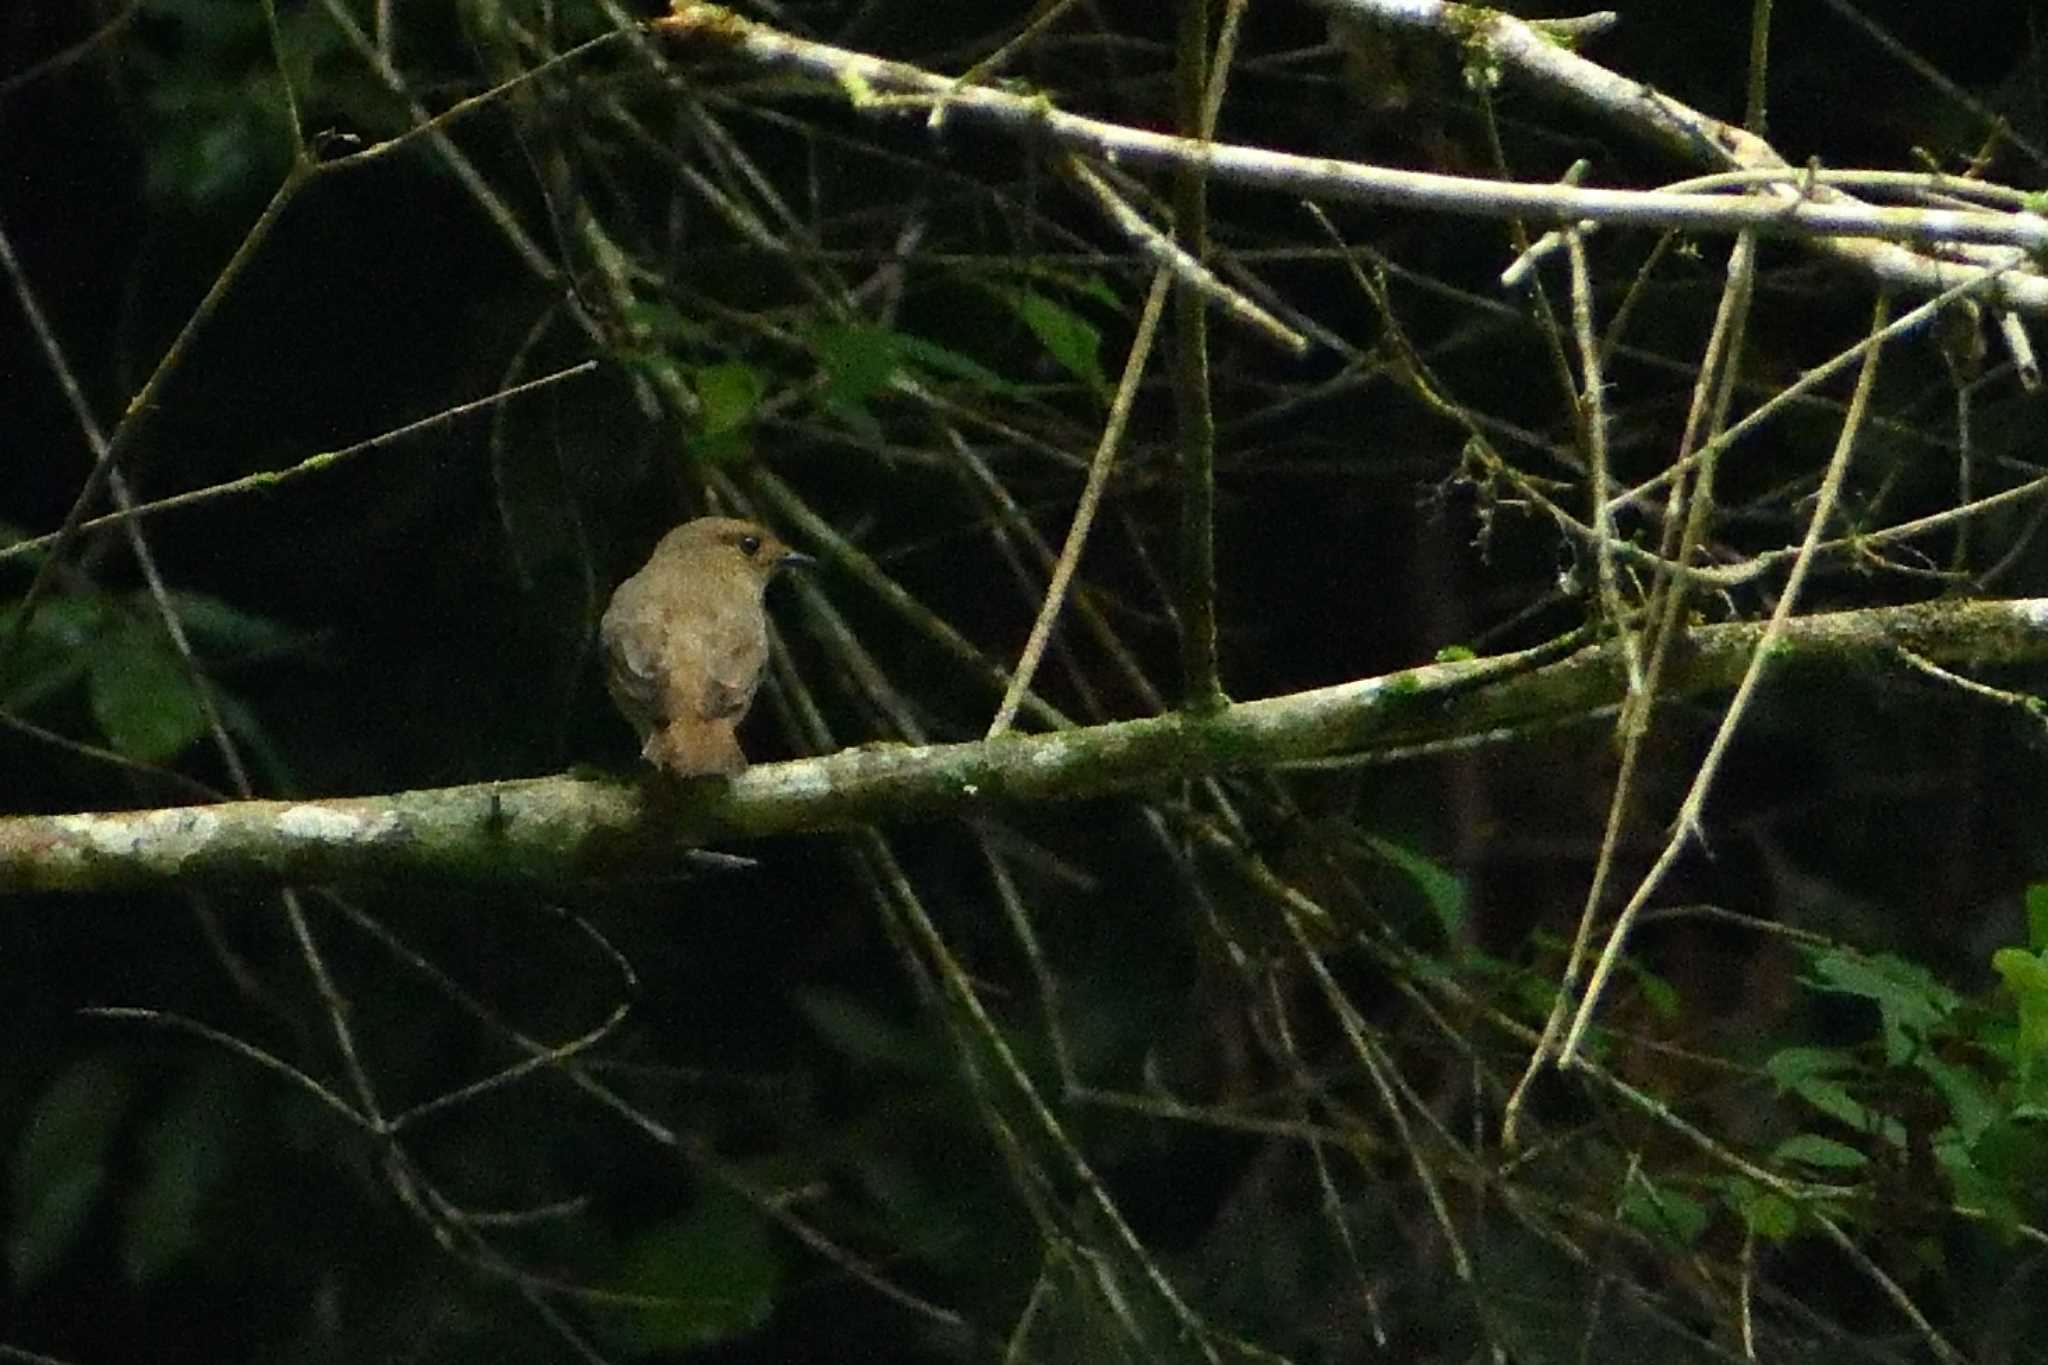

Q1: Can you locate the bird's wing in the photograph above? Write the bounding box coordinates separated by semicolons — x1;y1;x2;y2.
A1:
696;625;762;721
599;599;667;735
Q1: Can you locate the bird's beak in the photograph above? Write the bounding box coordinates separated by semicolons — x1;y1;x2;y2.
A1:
779;550;818;571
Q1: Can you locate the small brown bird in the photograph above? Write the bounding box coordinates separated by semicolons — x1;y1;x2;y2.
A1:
600;517;808;777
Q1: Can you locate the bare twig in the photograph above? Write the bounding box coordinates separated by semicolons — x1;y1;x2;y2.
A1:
1559;293;1894;1065
989;268;1172;737
658;6;2048;303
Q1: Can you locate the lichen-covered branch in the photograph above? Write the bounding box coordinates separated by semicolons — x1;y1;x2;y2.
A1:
7;597;2047;896
656;4;2048;312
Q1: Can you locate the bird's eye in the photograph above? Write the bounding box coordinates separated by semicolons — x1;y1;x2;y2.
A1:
738;535;762;557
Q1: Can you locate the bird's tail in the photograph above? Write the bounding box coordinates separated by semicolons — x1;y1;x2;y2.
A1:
647;720;747;777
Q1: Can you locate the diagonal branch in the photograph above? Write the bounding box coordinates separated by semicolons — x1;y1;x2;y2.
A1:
656;5;2048;307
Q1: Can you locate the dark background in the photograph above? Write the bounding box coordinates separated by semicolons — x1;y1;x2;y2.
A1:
5;1;2048;1361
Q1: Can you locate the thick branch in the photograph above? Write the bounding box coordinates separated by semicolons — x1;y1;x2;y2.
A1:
655;5;2048;311
6;598;2045;895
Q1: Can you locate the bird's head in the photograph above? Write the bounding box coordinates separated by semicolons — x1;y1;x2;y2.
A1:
654;516;812;587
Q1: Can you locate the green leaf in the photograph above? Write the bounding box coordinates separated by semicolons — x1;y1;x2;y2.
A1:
9;1055;135;1287
0;596;101;712
619;348;692;406
997;288;1108;397
815;323;902;409
2027;885;2048;953
1995;946;2048;994
131;0;362;211
214;689;297;792
605;1189;781;1352
1363;835;1466;942
796;990;936;1073
121;1063;238;1284
892;333;1018;394
688;361;766;464
1629;961;1682;1022
1933;1127;2026;1234
1918;1052;1998;1144
970;262;1121;310
88;623;209;762
1736;1187;1800;1242
160;590;305;660
1993;947;2048;1097
1804;947;1957;1066
620;299;711;349
1774;1133;1868;1171
1764;1045;1856;1087
1764;1047;1905;1145
1968;1113;2048;1212
694;362;765;430
1620;1183;1707;1247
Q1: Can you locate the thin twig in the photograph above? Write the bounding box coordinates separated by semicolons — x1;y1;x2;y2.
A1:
989;269;1172;736
1065;158;1307;354
1560;292;1894;1065
0;171;304;673
0;363;598;566
658;6;2048;299
0;1;143;97
1569;227;1642;700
